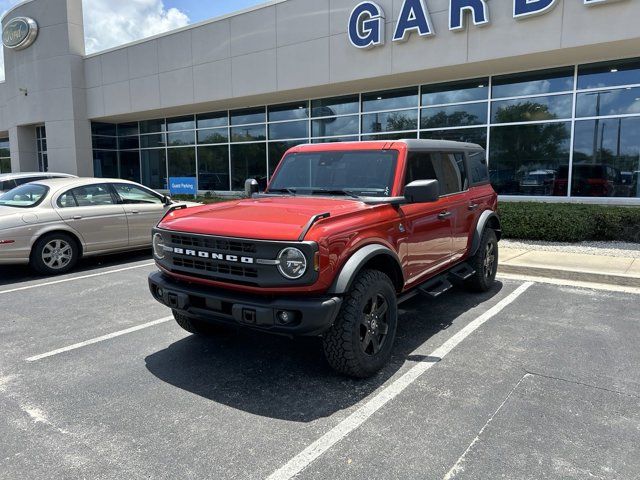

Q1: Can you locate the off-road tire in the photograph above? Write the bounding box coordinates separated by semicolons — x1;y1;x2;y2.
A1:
30;232;79;275
322;269;398;378
173;310;217;335
465;228;498;293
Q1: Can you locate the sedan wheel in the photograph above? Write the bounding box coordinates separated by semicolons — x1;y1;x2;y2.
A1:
42;239;74;270
31;233;79;275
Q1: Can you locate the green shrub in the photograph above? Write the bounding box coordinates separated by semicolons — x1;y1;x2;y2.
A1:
498;202;640;243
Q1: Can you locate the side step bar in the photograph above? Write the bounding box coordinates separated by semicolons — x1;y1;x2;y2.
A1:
397;262;476;304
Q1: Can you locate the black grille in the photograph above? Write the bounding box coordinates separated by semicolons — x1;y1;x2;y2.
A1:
171;234;256;254
173;257;258;279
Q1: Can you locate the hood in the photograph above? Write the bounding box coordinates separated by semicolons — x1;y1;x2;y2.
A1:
159;196;375;241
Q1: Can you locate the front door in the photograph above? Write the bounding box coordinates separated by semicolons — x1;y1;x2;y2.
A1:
56;183;129;252
111;183;167;246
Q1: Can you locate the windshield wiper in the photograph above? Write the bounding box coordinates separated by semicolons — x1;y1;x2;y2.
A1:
268;188;297;195
310;189;361;199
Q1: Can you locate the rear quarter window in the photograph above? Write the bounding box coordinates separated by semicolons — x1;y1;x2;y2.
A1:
468;150;490;185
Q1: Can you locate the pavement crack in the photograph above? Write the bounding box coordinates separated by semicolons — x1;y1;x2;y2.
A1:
442;373;532;480
523;370;640;399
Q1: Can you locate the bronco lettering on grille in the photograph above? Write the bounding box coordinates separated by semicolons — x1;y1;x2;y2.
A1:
171;247;255;264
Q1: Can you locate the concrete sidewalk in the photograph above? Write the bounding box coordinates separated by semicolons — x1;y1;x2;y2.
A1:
499;242;640;288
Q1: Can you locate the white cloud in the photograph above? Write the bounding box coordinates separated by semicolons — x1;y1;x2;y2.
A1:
0;0;190;80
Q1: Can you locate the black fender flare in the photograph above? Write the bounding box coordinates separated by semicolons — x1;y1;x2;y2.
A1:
470;210;502;256
327;244;403;295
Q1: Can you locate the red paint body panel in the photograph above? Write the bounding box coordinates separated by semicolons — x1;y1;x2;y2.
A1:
156;141;498;296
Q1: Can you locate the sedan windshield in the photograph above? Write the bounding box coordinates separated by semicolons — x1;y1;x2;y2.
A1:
0;184;49;208
268;150;398;198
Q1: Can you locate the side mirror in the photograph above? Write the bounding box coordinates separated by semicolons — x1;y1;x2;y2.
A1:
162;195;172;206
244;178;259;197
404;179;440;204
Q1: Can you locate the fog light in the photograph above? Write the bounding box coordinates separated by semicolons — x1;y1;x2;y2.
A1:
156;287;164;298
277;310;293;324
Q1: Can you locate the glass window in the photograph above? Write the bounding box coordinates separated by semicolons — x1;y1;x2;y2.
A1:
268;150;398;197
167;115;195;131
197;112;228;129
198;145;230;191
578;58;640;90
491;95;573;123
230;143;267;190
268;141;305;176
468;150;490;184
362;87;419;113
362;110;418;134
141;133;167;149
312;115;359;137
362;132;418;141
420;127;487;149
93;151;119;178
117;122;139;136
113;183;162;204
405;152;437;185
141;150;167;190
92;136;117;150
576;87;640;117
92;122;117;136
312;136;359;143
231;107;265;126
492;67;574;98
268;120;309;140
489;122;571;196
0;184;49;208
0;179;16;190
140;119;166;134
572;118;640;198
57;191;78;208
118;135;139;150
435;154;464;195
197;127;229;144
119;151;141;182
231;125;266;142
452;153;468;191
268;102;308;122
69;184;115;206
312;95;359;117
421;103;487;128
168;147;196;178
422;78;489;105
167;131;195;146
0;158;10;174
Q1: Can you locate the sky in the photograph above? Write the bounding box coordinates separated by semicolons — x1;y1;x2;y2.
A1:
0;0;267;80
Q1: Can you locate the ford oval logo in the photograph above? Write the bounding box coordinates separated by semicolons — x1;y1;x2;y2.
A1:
2;17;38;51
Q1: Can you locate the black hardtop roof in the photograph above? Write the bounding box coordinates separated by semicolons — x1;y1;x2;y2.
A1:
396;139;484;151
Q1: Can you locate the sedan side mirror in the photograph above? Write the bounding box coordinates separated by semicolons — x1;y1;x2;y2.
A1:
245;178;259;197
404;179;440;204
162;195;172;206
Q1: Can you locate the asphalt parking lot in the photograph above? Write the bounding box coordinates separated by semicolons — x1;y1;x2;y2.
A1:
1;253;639;480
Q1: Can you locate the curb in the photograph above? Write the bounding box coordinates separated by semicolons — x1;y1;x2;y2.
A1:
498;264;640;288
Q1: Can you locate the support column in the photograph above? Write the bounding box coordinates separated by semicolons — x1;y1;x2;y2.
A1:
9;126;37;172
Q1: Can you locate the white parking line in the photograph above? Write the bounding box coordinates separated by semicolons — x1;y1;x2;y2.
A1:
26;316;173;362
0;262;155;295
267;282;535;480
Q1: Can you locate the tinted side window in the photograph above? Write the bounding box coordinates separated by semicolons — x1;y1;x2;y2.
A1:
1;180;17;191
434;153;463;195
113;184;162;204
57;191;78;208
70;184;115;206
405;152;437;185
468;150;490;184
15;176;46;186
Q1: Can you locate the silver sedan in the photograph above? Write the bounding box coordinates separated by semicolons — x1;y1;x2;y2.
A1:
0;177;194;275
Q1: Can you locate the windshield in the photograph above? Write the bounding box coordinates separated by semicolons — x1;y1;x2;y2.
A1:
268;150;398;198
0;184;49;208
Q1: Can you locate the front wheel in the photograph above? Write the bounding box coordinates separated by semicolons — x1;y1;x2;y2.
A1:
464;228;498;292
30;233;79;275
322;269;398;378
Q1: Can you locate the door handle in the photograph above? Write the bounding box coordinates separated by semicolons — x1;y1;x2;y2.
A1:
438;211;452;220
129;210;140;214
73;215;82;220
468;203;479;211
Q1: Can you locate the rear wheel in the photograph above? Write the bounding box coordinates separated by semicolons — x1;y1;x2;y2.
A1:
322;269;398;378
465;228;498;292
30;233;79;275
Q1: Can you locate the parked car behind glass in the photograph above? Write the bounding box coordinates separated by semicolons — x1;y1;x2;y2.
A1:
0;177;196;275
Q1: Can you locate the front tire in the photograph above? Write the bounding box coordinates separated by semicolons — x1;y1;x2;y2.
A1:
465;228;498;292
30;233;79;275
322;269;398;378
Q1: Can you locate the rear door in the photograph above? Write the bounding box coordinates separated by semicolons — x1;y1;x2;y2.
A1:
111;183;167;247
400;151;453;283
56;183;129;252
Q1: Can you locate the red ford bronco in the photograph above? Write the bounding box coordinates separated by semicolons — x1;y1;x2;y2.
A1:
148;140;501;378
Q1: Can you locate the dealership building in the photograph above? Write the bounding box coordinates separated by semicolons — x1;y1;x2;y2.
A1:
0;0;639;203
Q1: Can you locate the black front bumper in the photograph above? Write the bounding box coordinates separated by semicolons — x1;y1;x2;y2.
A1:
148;271;343;336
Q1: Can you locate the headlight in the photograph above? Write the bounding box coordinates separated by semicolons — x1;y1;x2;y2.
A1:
277;247;307;279
153;233;166;259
